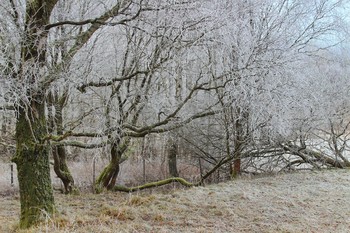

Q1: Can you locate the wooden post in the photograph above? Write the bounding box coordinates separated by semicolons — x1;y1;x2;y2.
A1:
10;163;14;187
198;158;203;186
217;168;220;183
142;137;146;183
92;157;96;193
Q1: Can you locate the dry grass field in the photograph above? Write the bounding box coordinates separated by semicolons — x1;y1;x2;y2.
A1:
0;167;349;232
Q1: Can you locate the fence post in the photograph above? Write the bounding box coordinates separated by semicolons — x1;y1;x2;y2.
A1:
92;157;96;193
10;163;14;187
198;158;203;185
141;137;146;183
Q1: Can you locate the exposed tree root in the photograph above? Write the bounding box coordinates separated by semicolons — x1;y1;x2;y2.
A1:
112;177;197;193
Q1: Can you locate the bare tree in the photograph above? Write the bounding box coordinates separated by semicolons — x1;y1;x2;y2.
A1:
178;0;349;177
45;1;222;190
1;0;212;227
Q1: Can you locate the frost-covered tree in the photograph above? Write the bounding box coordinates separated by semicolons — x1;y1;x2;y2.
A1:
0;0;216;227
0;0;348;228
180;0;349;176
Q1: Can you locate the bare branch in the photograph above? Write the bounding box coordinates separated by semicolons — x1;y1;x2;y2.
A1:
51;140;106;149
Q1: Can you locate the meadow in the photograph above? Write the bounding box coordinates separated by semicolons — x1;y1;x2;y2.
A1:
0;165;349;233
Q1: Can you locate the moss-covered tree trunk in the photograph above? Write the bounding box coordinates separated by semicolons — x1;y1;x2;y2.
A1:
97;154;120;190
54;103;74;193
96;139;129;190
48;92;75;194
52;145;75;193
12;0;58;228
12;102;55;228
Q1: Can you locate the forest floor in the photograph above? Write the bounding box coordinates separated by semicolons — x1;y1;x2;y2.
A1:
0;168;349;233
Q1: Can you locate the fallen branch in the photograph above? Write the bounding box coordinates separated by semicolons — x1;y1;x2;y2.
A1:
108;147;296;193
112;177;197;193
110;155;235;193
281;143;349;169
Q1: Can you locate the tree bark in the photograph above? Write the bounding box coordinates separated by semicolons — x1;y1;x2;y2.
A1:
48;93;75;194
12;0;58;228
168;142;179;177
233;157;241;177
52;145;75;193
12;101;55;228
232;109;246;177
96;139;129;190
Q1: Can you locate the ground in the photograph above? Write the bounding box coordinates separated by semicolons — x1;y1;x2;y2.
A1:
0;169;349;232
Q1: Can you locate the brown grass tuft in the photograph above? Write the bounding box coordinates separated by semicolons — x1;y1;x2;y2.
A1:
127;195;155;206
100;205;135;221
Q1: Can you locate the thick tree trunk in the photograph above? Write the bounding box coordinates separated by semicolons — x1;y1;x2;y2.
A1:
12;101;55;228
13;1;58;227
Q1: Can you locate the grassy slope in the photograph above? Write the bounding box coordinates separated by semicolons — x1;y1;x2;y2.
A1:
1;169;350;233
